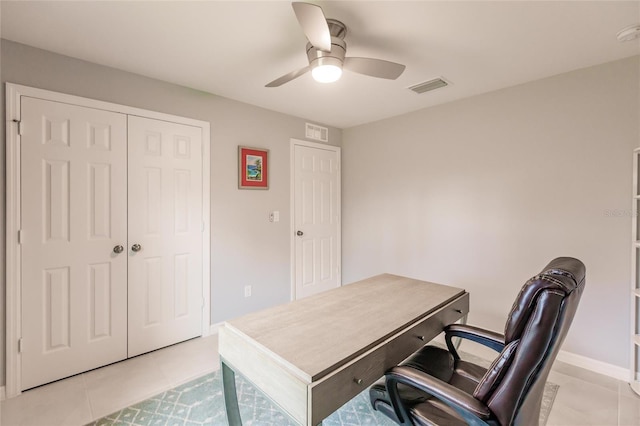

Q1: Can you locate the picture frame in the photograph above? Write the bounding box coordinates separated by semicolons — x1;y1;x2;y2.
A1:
238;146;269;189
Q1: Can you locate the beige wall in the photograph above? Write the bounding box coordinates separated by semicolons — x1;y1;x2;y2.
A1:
342;56;640;368
0;39;342;386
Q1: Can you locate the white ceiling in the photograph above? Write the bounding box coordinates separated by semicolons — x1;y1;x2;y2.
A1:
2;1;639;129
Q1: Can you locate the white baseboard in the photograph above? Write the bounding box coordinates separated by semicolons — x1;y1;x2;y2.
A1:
556;350;629;382
209;322;223;335
0;385;6;401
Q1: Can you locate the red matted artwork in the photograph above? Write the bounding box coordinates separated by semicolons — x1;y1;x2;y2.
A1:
238;146;269;189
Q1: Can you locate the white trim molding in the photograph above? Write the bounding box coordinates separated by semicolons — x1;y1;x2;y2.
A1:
556;350;629;382
209;322;224;335
6;83;22;399
5;83;212;398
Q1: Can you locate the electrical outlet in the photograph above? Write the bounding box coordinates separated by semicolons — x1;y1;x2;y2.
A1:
244;285;252;297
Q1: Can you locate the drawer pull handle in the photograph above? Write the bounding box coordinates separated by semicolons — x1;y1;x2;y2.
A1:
454;309;463;314
354;378;363;385
417;335;425;341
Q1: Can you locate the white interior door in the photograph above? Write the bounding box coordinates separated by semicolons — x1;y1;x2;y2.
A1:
293;143;341;299
21;97;128;390
127;116;203;357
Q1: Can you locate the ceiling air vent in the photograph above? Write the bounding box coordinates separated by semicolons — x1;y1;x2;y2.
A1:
408;78;449;94
306;123;328;142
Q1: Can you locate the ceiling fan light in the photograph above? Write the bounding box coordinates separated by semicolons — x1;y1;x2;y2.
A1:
312;64;342;83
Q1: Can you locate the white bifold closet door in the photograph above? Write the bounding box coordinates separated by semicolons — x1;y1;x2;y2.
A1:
21;97;128;390
20;99;204;390
127;116;203;357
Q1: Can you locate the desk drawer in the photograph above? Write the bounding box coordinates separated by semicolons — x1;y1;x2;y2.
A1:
309;293;469;425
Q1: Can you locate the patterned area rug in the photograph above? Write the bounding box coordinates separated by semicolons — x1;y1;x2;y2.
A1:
89;368;558;426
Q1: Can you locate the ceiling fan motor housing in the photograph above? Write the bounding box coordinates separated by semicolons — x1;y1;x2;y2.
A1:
306;39;345;69
306;19;347;70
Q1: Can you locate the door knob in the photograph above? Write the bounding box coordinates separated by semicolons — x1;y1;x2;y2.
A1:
296;230;304;236
113;245;124;254
131;244;142;252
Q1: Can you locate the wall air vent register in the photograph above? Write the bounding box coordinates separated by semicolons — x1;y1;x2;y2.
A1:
305;122;329;142
408;78;450;94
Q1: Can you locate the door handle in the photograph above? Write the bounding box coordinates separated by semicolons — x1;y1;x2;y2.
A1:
113;245;124;254
296;230;304;236
131;243;142;252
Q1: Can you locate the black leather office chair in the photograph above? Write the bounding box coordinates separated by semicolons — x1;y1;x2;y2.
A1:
370;257;585;426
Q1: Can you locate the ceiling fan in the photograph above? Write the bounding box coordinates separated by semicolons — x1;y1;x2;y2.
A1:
266;2;406;87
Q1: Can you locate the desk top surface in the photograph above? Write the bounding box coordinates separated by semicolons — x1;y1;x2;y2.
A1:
224;274;465;381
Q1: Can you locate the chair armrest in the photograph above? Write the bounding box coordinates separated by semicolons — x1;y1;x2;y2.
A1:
444;324;505;360
385;365;491;426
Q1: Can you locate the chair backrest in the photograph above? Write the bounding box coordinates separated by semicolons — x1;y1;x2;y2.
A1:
472;257;586;425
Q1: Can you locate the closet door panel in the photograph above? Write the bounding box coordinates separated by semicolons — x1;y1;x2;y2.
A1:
21;97;128;390
127;116;203;356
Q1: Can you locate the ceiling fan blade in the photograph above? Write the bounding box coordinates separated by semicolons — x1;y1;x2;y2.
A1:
292;2;331;52
343;57;406;80
265;66;311;87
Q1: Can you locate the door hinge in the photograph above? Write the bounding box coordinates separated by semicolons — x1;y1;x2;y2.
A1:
201;296;205;308
18;338;23;353
17;229;22;244
13;119;22;136
202;221;205;232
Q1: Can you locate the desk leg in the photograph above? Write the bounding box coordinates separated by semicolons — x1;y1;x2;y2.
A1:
221;361;243;425
453;314;468;350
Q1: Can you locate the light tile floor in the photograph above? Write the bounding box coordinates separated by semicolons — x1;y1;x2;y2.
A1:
1;335;639;426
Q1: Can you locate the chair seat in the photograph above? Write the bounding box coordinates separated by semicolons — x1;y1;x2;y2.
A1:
408;402;470;426
453;359;487;393
370;345;489;425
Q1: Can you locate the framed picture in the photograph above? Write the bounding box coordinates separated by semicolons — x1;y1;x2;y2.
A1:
238;146;269;189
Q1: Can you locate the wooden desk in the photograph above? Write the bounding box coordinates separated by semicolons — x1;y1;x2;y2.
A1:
218;273;469;425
